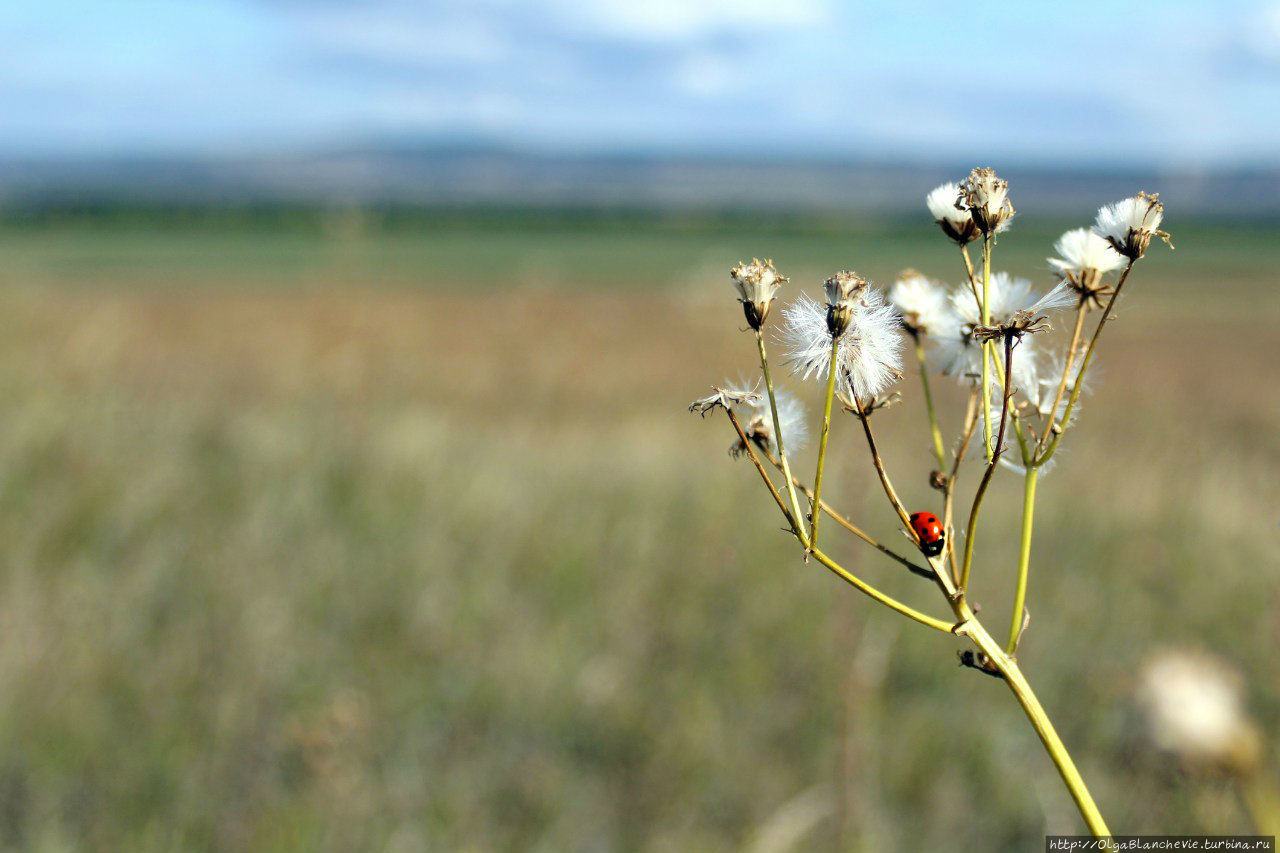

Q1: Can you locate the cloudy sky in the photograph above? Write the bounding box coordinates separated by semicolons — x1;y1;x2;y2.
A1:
3;0;1279;165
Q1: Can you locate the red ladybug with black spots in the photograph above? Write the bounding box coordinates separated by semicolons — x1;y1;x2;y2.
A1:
909;511;945;557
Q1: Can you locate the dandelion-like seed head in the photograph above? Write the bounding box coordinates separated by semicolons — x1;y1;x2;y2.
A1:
932;274;1071;400
730;257;788;331
823;270;868;338
783;290;903;400
958;167;1015;235
1049;228;1125;307
1093;191;1170;260
926;182;979;245
889;271;948;336
1137;651;1262;775
731;391;809;458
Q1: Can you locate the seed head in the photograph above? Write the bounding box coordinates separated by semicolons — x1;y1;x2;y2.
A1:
958;167;1015;235
730;390;809;458
730;258;787;330
889;271;948;336
688;384;761;417
1137;650;1262;776
926;182;979;245
1093;191;1171;260
823;271;868;338
1048;228;1125;308
783;290;903;400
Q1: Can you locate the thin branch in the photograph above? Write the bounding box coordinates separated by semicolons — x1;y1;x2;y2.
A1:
1033;300;1088;459
850;392;913;531
959;335;1016;590
944;391;980;584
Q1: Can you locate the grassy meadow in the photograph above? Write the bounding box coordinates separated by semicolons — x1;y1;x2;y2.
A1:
0;210;1277;851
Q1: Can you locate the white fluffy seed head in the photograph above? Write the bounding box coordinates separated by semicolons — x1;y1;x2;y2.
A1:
782;291;903;400
930;274;1069;390
1093;192;1166;259
741;390;808;456
926;182;979;244
1049;228;1126;278
889;272;949;336
1137;651;1262;774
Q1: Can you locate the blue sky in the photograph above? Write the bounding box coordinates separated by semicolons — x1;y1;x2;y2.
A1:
2;0;1279;165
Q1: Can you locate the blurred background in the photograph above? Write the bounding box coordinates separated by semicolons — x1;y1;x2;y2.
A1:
0;1;1278;850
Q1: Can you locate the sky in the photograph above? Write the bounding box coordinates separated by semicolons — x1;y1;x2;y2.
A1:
2;0;1279;166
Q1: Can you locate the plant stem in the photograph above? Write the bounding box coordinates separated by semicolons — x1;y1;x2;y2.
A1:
761;447;932;578
1007;466;1039;654
808;337;841;548
914;336;947;470
724;409;951;633
757;331;808;543
851;395;913;531
1033;301;1088;459
960;243;981;305
944;391;980;584
1038;260;1136;466
955;608;1114;839
960;336;1014;591
725;409;803;536
810;549;954;633
979;234;994;462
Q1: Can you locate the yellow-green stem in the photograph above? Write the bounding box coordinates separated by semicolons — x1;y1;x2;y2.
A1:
960;336;1014;590
1007;466;1039;654
810;549;953;633
979;235;994;462
757;331;808;545
808;337;841;548
914;337;946;470
956;609;1114;840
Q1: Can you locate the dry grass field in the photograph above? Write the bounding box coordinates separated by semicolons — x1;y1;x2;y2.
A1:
0;215;1276;851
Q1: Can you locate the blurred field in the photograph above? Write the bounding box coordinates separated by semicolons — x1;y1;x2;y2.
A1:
0;212;1277;851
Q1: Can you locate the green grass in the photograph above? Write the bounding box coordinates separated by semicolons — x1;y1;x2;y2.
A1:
0;214;1276;851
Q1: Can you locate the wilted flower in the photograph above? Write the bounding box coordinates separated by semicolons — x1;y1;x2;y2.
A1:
1093;192;1170;260
958;167;1015;234
889;271;949;336
731;258;787;330
926;182;979;245
783;290;903;400
731;391;809;458
688;384;761;417
823;270;868;337
1137;651;1262;775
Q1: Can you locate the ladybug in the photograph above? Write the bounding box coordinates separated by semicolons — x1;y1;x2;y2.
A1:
909;511;945;557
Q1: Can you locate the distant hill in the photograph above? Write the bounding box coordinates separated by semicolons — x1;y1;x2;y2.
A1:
0;146;1275;218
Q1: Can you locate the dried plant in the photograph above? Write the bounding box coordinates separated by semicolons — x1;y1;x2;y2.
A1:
690;173;1175;842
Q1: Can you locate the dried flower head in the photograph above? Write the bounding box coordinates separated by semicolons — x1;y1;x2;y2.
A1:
1137;650;1262;775
889;271;949;336
1049;228;1125;307
838;389;901;417
1093;192;1171;260
783;291;903;400
972;282;1074;342
958;167;1015;235
688;384;761;417
926;182;979;245
823;270;868;338
731;390;809;458
731;258;788;330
